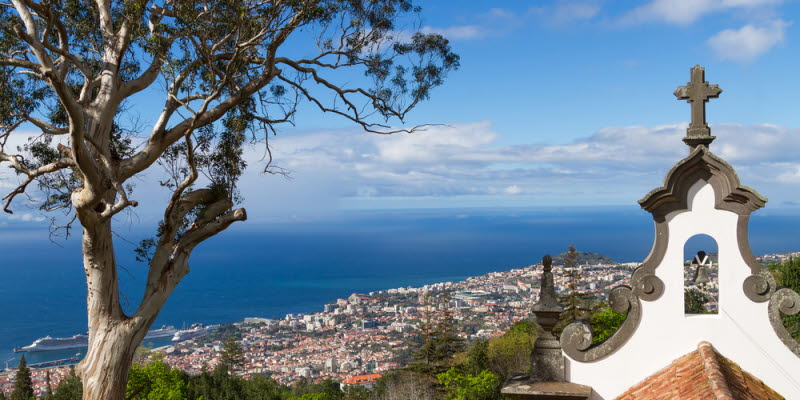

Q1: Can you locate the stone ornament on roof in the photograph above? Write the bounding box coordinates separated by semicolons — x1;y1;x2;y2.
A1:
674;65;722;148
556;66;800;399
533;255;564;313
502;256;592;399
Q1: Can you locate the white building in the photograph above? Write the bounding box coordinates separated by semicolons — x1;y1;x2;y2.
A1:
503;66;800;400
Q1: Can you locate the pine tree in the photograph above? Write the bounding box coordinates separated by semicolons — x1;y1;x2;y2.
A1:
220;337;246;371
433;293;465;363
411;292;464;374
555;245;592;336
53;366;82;400
10;355;33;400
413;292;437;366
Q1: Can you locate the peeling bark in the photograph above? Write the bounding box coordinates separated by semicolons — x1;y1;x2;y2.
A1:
0;2;456;399
77;220;142;400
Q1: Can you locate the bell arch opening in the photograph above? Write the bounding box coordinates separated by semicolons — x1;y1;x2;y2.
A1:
683;234;719;315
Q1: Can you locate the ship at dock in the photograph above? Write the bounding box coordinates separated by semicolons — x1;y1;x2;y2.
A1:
171;324;218;343
14;326;177;353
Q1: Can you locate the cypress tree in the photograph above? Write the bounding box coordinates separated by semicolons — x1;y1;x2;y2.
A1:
44;369;54;400
10;355;34;400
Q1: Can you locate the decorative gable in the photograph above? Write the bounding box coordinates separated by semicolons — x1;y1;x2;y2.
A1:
557;66;800;400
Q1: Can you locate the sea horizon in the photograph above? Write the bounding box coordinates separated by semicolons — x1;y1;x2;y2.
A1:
2;205;799;368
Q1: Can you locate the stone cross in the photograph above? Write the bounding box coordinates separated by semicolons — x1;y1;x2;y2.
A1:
674;65;722;148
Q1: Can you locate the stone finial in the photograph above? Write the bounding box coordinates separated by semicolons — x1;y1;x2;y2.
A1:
674;65;722;149
533;255;564;314
501;255;592;399
531;255;566;382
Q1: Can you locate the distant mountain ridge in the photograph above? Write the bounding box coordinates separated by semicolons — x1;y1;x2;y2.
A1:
552;251;617;266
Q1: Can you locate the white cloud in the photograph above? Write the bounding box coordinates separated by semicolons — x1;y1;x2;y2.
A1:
420;25;487;40
418;3;602;41
771;162;800;183
550;2;600;24
722;0;783;7
5;122;799;222
8;212;45;222
528;2;601;26
620;0;782;25
243;121;800;211
707;20;787;62
484;8;516;21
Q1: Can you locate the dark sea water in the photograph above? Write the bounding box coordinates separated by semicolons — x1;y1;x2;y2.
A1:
1;206;798;368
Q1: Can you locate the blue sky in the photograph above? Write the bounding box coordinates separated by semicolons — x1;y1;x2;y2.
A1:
2;0;800;227
244;0;800;219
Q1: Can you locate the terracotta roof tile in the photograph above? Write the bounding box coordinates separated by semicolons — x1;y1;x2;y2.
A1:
342;373;382;385
614;341;784;400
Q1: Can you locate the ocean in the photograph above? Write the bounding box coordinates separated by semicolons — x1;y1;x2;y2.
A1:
1;206;798;367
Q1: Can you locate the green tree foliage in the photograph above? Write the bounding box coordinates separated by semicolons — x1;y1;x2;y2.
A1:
437;368;501;400
589;304;627;344
52;367;82;400
188;365;246;400
126;358;189;400
289;379;343;400
769;258;800;340
684;288;711;314
412;292;464;374
201;324;243;344
10;355;34;400
555;245;592;336
462;340;490;376
485;321;537;380
288;394;339;400
342;385;371;400
241;375;285;400
186;364;289;400
220;337;246;371
370;371;440;400
0;1;459;397
44;369;54;400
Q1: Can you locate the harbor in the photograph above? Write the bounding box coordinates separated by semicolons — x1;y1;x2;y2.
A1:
5;326;185;370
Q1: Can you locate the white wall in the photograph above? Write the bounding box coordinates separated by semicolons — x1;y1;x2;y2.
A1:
566;181;800;399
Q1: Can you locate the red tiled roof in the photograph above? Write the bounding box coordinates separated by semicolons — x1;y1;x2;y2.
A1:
342;373;382;385
615;342;784;400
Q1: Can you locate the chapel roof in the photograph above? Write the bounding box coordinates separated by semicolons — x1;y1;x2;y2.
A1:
615;342;783;400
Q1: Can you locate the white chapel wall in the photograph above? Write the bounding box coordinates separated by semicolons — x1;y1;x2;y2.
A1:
565;180;800;399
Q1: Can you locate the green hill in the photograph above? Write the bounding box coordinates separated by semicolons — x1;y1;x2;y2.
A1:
552;251;617;266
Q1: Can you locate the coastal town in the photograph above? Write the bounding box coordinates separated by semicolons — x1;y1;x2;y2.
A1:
3;251;798;397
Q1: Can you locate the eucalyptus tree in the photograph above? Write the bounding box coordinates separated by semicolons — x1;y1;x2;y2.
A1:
0;1;459;398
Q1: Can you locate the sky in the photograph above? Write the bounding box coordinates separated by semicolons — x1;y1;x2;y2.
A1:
2;0;800;227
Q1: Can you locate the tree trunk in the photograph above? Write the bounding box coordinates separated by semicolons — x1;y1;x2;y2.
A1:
80;321;138;400
77;219;153;400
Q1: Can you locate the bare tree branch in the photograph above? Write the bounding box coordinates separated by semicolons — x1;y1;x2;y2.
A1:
0;145;75;213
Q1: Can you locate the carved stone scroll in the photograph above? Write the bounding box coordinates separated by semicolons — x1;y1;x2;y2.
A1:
562;286;642;362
